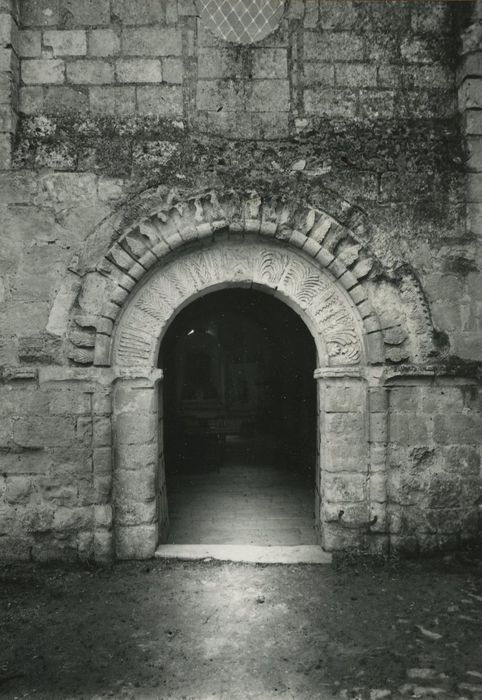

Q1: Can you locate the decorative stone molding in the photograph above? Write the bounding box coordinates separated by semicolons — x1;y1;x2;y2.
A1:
112;239;373;369
63;190;435;369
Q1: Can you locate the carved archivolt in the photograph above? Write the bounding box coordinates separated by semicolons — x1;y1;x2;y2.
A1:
63;189;435;368
114;241;365;368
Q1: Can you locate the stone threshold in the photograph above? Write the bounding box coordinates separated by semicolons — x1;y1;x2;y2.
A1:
155;544;332;564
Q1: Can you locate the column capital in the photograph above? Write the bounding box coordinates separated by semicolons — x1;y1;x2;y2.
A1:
113;367;163;387
314;366;363;380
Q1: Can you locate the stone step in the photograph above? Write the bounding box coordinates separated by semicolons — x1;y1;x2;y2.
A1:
155;544;331;564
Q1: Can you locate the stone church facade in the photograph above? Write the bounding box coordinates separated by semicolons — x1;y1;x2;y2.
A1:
1;0;481;562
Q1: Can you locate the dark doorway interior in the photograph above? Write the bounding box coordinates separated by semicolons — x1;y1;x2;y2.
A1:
160;288;317;545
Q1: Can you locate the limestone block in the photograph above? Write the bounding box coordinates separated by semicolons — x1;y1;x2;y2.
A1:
116;524;157;559
197;48;242;80
5;476;32;504
18;334;62;362
196;79;242;112
459;78;482;110
93;447;112;475
178;0;196;16
18;29;41;57
467;137;482;172
161;57;182;84
88;28;120;57
322;381;366;413
22;58;65;84
39;476;79;506
370;444;387;472
1;450;52;474
303;63;335;87
116;442;157;471
322;522;366;552
19;86;43;113
467;110;482;141
59;0;110;26
0;386;49;417
14;416;76;447
324;412;365;442
92;475;111;504
92;392;111;415
324;474;366;503
368;472;387;503
116;58;162;83
112;0;163;24
369;387;388;413
136;85;183;117
444;444;480;474
121;27;182;56
94;504;112;528
19;505;54;533
411;3;449;33
115;499;157;526
323;501;367;524
0;505;16;535
305;88;357;118
252;48;288;80
389;386;420;412
21;0;59;26
369;413;388;444
358;89;395;120
43;85;89;113
43;30;87;56
53;506;93;531
400;37;432;64
76;415;93;445
67;59;114;84
421;387;464;414
245;80;290;113
89;86;135;115
433;414;482;445
115;467;156;503
304;31;364;61
93;416;111;447
335;63;377;88
114;385;157;415
389;413;430;446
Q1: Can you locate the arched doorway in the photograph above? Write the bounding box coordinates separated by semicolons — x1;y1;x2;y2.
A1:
160;289;317;545
107;236;384;559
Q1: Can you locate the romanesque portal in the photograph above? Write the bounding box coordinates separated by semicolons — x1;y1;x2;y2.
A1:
106;231;385;559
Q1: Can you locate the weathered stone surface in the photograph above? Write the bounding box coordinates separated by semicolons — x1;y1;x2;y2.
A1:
22;58;65;84
116;524;157;559
14;416;77;447
43;30;87;56
88;29;120;57
0;1;480;563
121;27;182;56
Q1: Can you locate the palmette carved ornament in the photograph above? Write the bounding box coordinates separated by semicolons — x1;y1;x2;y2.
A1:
115;242;363;368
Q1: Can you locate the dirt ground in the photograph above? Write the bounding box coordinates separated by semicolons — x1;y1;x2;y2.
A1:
1;553;482;700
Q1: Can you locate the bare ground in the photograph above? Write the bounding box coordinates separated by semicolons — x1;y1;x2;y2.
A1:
1;552;482;700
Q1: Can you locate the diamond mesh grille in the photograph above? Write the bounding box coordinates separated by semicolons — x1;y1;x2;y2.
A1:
198;0;285;45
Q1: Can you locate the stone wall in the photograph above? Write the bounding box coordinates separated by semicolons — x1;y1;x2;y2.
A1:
388;378;481;553
0;0;481;561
